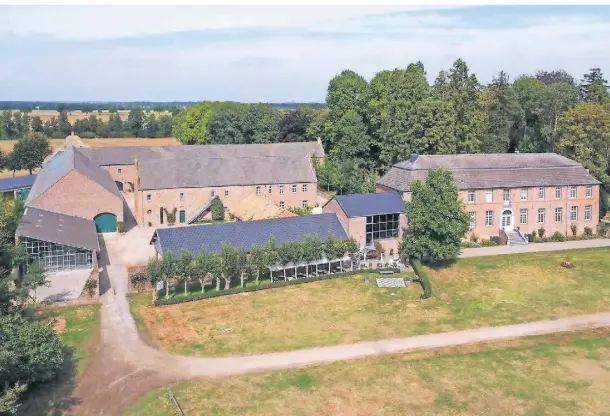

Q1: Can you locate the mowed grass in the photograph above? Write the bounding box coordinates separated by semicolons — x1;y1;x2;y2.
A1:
18;304;101;415
127;328;610;416
128;247;610;357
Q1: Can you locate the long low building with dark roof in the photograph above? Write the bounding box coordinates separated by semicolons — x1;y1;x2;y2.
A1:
0;174;36;201
376;153;601;241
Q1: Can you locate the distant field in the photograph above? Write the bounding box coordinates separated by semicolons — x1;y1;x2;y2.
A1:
0;137;179;178
10;109;171;124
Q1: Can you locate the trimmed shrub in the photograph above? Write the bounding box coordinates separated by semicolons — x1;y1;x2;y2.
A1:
584;227;594;238
84;278;98;297
116;221;125;234
526;233;536;243
537;227;545;239
154;268;401;306
570;223;578;237
410;259;432;299
489;236;501;246
130;272;148;292
550;231;566;242
210;196;225;221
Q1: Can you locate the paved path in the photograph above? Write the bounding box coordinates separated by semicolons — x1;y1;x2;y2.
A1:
71;236;610;414
460;238;610;258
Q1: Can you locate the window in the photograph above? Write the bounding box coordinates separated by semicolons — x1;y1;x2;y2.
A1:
179;192;184;201
159;207;164;225
467;191;475;203
538;208;545;224
585;205;592;221
256;186;261;195
302;184;308;192
211;190;216;198
179;210;185;223
538;187;545;200
520;208;528;225
555;186;561;199
503;189;510;202
366;213;400;244
268;186;273;194
586;185;592;199
569;186;577;199
468;212;476;228
279;201;285;209
292;184;297;193
486;190;493;202
555;207;563;223
118;168;122;174
147;209;152;215
146;194;151;202
224;190;229;198
279;185;284;194
520;188;528;201
302;200;308;208
570;206;578;222
485;210;493;227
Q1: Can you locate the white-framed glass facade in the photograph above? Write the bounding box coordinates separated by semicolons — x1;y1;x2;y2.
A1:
21;237;93;273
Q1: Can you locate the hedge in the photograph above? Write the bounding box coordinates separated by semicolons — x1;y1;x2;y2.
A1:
410;259;432;299
154;268;401;306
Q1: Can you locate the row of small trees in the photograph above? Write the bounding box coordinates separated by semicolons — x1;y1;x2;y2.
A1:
133;235;358;297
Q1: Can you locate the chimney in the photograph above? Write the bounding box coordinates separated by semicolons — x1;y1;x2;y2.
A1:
410;153;419;163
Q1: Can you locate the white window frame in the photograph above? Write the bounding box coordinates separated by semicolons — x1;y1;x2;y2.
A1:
118;168;122;174
211;190;216;198
256;185;261;195
585;185;592;199
302;200;308;208
555;186;561;200
179;192;184;201
520;188;528;201
279;185;284;194
503;189;510;202
279;201;285;209
485;210;493;227
268;186;273;194
570;206;578;222
224;190;229;198
538;208;545;224
468;212;476;228
467;191;475;203
292;184;297;193
569;186;577;199
520;208;528;225
302;184;308;192
537;187;545;200
485;190;493;202
147;209;152;215
146;194;151;202
584;205;592;221
555;207;562;223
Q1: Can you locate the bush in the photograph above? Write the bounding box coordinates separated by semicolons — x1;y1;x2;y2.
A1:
164;207;177;224
116;221;125;234
210;196;225;221
410;259;432;299
154;268;401;306
373;241;385;254
489;236;501;246
537;227;545;239
526;233;536;243
83;278;98;297
584;227;594;238
469;233;479;243
570;223;578;237
550;231;566;242
130;272;148;292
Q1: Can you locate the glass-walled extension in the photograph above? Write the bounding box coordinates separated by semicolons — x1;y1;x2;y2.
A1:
21;237;93;273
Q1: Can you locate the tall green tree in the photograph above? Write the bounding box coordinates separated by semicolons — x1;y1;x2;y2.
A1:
326;70;368;121
329;110;371;167
58;110;72;136
277;106;315;142
400;168;469;262
535;69;576;86
127;107;145;137
580;68;610;104
410;98;457;155
107;111;124;137
242;104;280;144
208;105;246;144
10;132;52;174
172;102;217;144
480;71;520;153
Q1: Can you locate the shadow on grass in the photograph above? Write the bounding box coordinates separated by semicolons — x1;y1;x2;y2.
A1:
17;346;80;416
427;258;458;271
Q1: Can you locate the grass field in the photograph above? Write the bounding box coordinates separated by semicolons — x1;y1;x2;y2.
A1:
127;328;610;416
0;137;179;178
18;304;101;416
128;247;610;357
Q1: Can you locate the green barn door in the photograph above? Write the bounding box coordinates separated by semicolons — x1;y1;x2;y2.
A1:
179;210;186;223
94;213;117;233
16;189;30;201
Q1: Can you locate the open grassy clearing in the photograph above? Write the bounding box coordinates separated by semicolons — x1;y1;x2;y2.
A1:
129;247;610;357
128;328;610;416
18;304;101;416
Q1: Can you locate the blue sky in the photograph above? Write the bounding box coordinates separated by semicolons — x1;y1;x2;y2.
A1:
1;5;610;102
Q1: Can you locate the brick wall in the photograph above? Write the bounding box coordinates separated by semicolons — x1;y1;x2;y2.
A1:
135;182;318;228
102;164;137;192
31;170;124;221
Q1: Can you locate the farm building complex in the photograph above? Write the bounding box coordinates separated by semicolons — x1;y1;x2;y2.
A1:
15;134;602;273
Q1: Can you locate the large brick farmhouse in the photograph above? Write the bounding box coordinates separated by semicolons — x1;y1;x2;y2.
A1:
376;153;601;242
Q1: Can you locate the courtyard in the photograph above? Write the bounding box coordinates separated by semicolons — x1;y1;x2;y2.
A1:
128;247;610;357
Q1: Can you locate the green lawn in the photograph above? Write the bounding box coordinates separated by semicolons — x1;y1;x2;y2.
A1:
18;304;101;416
128;247;610;357
127;329;610;416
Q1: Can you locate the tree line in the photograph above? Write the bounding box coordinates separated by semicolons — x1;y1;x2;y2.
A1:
0;108;175;140
0;132;52;176
0;197;66;412
133;235;359;297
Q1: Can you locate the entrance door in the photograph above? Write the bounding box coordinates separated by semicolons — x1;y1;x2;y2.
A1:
501;210;512;231
94;213;117;233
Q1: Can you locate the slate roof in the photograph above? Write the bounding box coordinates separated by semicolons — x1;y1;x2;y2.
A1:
332;193;405;218
25;147;122;205
17;207;99;251
0;174;36;192
151;213;347;254
377;153;600;192
139;155;316;190
79;140;325;166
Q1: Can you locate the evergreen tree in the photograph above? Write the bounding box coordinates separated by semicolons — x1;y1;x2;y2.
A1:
580;68;610;103
480;71;520;153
